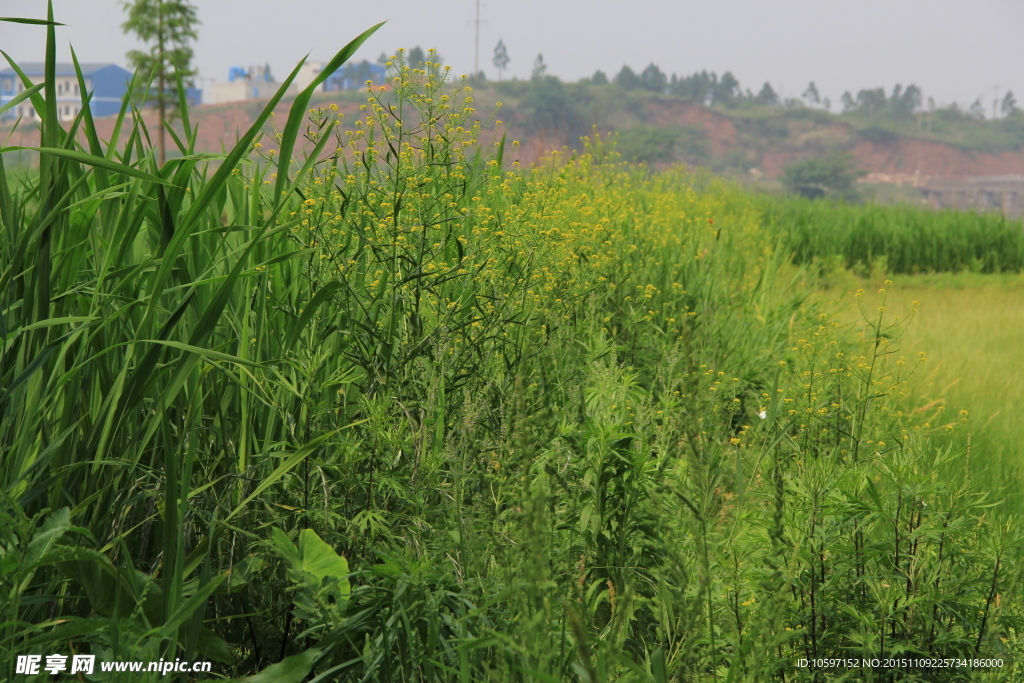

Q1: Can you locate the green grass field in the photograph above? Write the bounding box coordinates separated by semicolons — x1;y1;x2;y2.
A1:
842;274;1024;508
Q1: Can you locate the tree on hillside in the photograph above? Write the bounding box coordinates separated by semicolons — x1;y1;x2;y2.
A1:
1002;91;1018;116
889;84;921;118
591;70;609;86
121;0;200;165
969;97;986;119
839;84;921;120
492;39;510;80
614;65;641;90
755;82;779;107
522;73;593;143
712;71;740;108
397;47;444;75
408;46;426;69
617;125;678;164
344;60;380;86
840;91;855;113
803;81;821;106
670;70;717;105
531;54;547;80
782;152;865;200
640;63;667;93
425;49;445;77
855;87;887;118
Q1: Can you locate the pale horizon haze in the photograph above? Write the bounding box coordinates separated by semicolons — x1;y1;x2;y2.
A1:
2;0;1022;113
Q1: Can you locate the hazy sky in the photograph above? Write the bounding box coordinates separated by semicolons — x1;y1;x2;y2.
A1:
3;0;1022;112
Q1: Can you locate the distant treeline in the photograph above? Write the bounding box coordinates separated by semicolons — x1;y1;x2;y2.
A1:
473;45;1024;159
587;64;786;109
582;63;1020;121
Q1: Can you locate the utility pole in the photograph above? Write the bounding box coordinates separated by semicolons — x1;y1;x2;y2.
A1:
474;0;480;75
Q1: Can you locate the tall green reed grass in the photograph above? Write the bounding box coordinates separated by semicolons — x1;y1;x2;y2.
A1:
1;5;385;678
763;196;1024;275
1;7;1021;680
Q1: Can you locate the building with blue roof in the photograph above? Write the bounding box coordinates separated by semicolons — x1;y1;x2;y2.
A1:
323;60;386;92
295;59;388;94
0;63;131;122
0;62;201;123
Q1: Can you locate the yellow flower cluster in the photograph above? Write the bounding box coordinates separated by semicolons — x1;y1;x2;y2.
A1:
274;60;784;414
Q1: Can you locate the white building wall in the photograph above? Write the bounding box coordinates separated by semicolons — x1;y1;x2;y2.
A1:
208;80;298;105
10;76;90;121
295;61;326;93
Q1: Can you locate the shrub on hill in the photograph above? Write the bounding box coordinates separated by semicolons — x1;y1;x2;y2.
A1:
782;152;865;200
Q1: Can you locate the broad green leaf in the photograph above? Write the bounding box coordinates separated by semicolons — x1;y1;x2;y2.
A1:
215;554;265;594
297;528;350;583
270;527;300;567
225;648;321;683
196;627;236;665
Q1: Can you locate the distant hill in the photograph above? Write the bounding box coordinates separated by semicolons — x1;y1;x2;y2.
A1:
464;80;1024;185
5;80;1024;192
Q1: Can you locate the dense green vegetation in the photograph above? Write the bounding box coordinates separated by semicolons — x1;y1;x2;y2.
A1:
763;197;1024;275
2;11;1023;682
